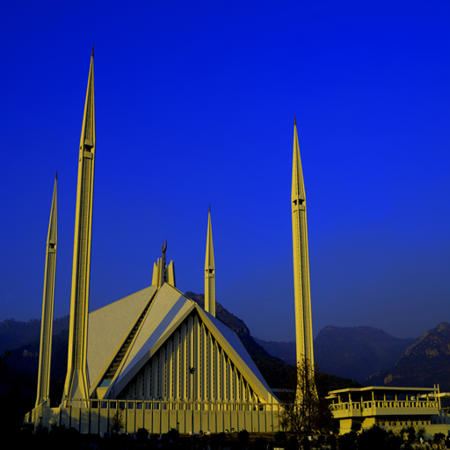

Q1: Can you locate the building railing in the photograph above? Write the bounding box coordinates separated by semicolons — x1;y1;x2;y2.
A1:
330;400;439;413
62;398;282;412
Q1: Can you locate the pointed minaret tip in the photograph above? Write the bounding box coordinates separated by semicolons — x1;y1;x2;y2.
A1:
209;205;211;213
55;171;57;180
91;44;94;57
294;115;296;126
205;208;216;317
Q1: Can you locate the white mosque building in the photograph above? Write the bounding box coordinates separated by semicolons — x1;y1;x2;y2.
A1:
26;49;315;434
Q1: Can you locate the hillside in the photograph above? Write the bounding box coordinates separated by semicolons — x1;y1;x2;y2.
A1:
314;326;416;383
0;316;70;354
366;322;450;392
254;338;296;365
257;326;416;383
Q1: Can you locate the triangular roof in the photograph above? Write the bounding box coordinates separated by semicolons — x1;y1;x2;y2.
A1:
87;285;157;395
88;283;277;403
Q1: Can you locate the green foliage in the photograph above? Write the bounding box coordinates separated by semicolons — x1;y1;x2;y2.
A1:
274;430;288;447
210;432;227;450
238;429;249;445
160;433;170;447
136;427;149;442
355;425;403;450
110;408;124;433
339;431;358;450
385;430;404;450
351;421;362;433
288;434;298;450
0;350;11;375
355;425;386;450
434;432;445;443
168;427;180;445
209;433;220;450
254;436;268;450
326;434;337;450
406;426;416;442
280;358;332;437
0;382;27;440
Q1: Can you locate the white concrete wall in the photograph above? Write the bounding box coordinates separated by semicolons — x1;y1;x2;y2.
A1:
28;400;282;435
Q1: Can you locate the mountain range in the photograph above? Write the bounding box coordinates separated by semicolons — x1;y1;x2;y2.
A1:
1;292;448;407
256;322;450;392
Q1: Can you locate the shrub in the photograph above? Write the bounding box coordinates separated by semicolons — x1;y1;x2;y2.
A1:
136;427;149;442
288;434;298;450
406;426;416;442
238;429;249;445
168;428;180;445
254;436;267;450
274;430;287;447
326;434;337;450
338;431;357;450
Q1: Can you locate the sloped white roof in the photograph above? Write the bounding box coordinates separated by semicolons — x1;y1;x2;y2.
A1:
87;285;157;393
87;283;277;402
106;283;276;402
113;283;195;390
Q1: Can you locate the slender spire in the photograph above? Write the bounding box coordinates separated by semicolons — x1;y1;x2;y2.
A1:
291;118;306;205
204;208;216;317
63;49;96;406
36;175;57;407
291;119;315;373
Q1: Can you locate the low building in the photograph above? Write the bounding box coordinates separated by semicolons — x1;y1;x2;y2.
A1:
326;385;450;438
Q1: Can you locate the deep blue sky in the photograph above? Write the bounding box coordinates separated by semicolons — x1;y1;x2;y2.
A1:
1;1;449;342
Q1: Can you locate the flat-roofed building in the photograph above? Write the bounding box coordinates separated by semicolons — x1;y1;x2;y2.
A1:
327;385;450;438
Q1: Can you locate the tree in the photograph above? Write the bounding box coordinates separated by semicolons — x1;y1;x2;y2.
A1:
356;426;403;450
110;408;125;434
279;356;332;438
0;350;11;375
406;426;416;442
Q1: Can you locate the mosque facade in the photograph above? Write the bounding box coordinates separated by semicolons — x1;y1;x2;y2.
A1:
25;49;314;434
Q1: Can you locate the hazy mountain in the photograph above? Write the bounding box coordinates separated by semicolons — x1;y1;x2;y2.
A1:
254;338;296;365
366;322;450;392
256;326;416;383
314;326;416;383
0;330;68;405
0;316;70;354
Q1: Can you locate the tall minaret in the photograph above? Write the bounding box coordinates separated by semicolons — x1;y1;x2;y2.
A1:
204;207;216;317
63;47;96;404
36;174;57;407
291;117;314;369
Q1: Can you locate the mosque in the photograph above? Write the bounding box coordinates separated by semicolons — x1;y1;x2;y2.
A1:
26;48;315;434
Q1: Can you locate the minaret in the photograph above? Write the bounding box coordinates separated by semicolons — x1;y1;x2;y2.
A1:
291;117;314;369
36;174;57;407
204;207;216;317
63;47;96;404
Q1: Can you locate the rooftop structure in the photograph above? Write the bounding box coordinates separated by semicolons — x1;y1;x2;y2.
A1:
327;385;450;438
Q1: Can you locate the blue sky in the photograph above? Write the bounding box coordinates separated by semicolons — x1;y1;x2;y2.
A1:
1;1;449;342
